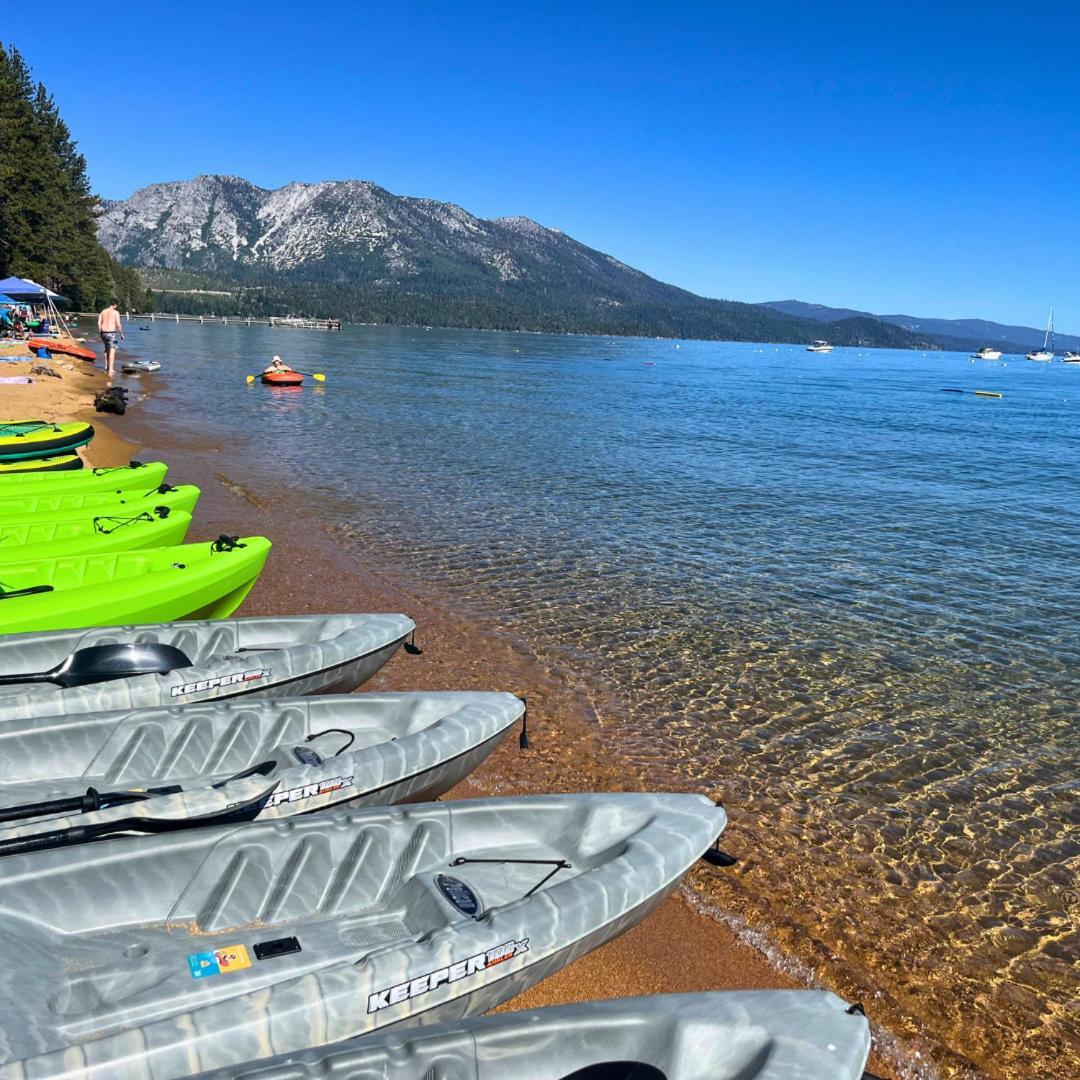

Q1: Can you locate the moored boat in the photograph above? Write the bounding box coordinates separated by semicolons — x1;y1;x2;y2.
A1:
971;346;1002;360
0;793;726;1079
807;340;834;353
1026;307;1055;360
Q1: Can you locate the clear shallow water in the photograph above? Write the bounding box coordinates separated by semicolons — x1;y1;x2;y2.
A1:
129;323;1079;1076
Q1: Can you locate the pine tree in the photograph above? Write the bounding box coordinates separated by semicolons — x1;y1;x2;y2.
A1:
0;41;140;310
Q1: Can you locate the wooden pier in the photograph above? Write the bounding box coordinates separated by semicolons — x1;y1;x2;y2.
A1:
69;313;342;330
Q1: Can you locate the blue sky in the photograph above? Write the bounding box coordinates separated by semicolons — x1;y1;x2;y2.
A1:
12;1;1079;330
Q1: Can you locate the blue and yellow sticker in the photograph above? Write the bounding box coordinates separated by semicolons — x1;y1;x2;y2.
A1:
188;944;252;979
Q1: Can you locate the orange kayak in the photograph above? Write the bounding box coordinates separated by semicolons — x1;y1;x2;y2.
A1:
261;370;304;385
28;338;97;362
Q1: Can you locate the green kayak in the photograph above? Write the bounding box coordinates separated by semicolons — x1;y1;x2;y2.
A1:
0;460;167;494
0;535;271;633
0;507;192;563
0;483;198;521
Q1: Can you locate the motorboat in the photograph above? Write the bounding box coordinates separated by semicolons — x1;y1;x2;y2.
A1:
971;346;1002;360
806;340;833;353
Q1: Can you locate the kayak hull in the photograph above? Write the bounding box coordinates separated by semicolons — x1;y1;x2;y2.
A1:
0;536;271;633
194;991;872;1080
0;484;200;525
0;793;725;1079
0;613;416;721
0;508;192;562
261;371;303;385
0;460;168;495
0;692;525;842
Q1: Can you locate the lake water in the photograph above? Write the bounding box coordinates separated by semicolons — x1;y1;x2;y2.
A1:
126;322;1079;1077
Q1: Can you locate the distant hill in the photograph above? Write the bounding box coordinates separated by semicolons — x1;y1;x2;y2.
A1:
762;299;1078;354
98;175;938;348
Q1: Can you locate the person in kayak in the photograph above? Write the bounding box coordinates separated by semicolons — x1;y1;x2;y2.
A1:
263;355;295;374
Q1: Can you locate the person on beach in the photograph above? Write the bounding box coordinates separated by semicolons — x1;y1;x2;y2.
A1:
263;355;293;374
97;299;124;376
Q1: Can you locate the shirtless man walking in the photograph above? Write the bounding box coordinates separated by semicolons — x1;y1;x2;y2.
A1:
97;299;124;376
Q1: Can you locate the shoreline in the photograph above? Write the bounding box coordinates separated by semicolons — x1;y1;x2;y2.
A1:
114;388;919;1078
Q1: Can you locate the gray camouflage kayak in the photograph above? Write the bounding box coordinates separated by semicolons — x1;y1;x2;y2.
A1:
195;990;872;1079
0;613;415;721
0;692;525;849
0;793;725;1079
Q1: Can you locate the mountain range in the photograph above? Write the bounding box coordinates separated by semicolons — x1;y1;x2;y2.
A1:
761;300;1077;354
97;176;936;347
99;176;1066;352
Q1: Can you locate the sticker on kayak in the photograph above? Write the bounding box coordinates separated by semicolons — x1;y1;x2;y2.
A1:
171;668;272;698
265;775;354;808
367;938;529;1013
188;944;252;979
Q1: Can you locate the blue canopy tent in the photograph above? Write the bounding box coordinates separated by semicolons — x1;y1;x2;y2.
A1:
0;276;65;302
0;277;71;338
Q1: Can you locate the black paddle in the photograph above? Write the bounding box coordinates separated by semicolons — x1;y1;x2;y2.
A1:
0;642;193;689
0;786;160;824
0;783;275;858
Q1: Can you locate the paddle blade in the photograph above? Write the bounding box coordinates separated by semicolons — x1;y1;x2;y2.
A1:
0;642;193;689
312;373;326;382
245;374;255;384
58;643;194;688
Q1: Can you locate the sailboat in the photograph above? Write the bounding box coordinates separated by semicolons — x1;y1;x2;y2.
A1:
1026;308;1055;361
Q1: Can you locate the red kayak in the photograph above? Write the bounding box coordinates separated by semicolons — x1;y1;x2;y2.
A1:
261;370;304;386
27;338;97;362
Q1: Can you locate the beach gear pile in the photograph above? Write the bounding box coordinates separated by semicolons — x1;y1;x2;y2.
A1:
0;438;874;1079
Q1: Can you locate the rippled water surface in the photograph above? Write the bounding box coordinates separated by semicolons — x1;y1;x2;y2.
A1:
129;323;1079;1076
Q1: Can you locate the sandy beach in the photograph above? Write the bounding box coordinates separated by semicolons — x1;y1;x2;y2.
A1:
0;346;135;467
